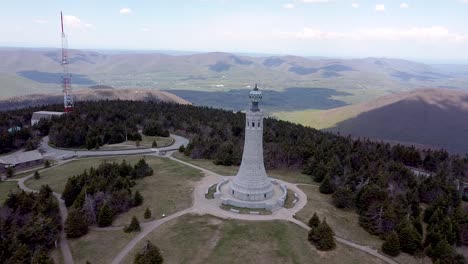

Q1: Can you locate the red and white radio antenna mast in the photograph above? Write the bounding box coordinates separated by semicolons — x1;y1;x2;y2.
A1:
61;12;73;112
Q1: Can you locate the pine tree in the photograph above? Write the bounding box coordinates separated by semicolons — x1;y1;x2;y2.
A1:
97;203;113;227
134;240;164;264
152;140;157;148
144;208;152;219
124;216;141;233
34;170;40;179
133;191;144;206
309;218;336;251
428;239;454;264
319;176;336;194
32;249;54;264
308;213;320;228
397;222;422;255
178;145;185;153
332;187;354;208
381;231;401;256
65;208;89;238
6;166;14;178
44;160;51;168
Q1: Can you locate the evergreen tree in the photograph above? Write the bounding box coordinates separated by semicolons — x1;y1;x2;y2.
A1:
8;243;30;263
6;166;14;178
65;208;89;238
32;249;54;264
381;232;401;257
308;213;320;228
152;140;157;148
319;176;336;194
124;216;141;233
134;240;164;264
44;160;51;168
308;218;336;251
97;203;113;227
133;191;144;206
428;239;453;264
34;170;40;179
178;145;185;153
397;222;422;255
144;208;152;219
332;187;354;208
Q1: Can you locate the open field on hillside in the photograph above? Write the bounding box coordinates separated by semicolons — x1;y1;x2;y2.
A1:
68;229;136;264
24;155;203;226
122;214;386;264
295;185;382;248
101;135;174;150
0;181;20;204
172;152;314;184
295;185;433;264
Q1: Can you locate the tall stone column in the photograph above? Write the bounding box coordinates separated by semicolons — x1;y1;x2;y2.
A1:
230;85;274;201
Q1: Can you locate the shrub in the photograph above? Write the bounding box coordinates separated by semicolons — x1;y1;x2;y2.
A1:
144;208;152;219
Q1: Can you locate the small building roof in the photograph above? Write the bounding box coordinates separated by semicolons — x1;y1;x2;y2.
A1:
33;111;65;115
0;150;43;166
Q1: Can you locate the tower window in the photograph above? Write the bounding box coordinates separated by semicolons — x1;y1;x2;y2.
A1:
258;122;260;127
252;122;255;127
264;193;267;198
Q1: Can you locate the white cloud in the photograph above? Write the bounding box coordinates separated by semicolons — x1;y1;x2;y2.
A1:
375;4;385;11
119;8;132;14
63;15;92;29
351;3;359;8
276;26;468;42
139;27;150;32
34;19;47;24
298;0;331;3
400;2;409;8
283;3;295;9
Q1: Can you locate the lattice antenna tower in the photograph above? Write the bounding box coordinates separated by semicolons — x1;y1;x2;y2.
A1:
61;12;73;112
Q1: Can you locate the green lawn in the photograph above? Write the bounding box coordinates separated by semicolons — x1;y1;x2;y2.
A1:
24;155;203;227
101;135;174;150
112;157;202;226
0;181;20;204
68;229;136;264
173;152;314;184
122;214;386;264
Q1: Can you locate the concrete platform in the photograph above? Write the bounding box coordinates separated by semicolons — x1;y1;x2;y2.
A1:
215;178;287;210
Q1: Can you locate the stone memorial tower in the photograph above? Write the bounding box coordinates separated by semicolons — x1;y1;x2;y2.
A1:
230;84;274;201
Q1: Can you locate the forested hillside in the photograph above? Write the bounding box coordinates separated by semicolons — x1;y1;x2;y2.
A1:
1;100;468;262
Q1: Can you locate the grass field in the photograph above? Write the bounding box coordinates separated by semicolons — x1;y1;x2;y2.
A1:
24;155;203;226
121;214;386;264
0;181;20;204
173;152;314;184
112;157;202;226
101;135;174;150
295;185;382;248
68;229;136;264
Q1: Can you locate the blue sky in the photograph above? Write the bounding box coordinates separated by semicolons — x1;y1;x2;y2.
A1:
1;0;468;60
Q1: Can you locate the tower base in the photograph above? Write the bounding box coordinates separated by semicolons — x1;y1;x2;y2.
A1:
215;179;287;210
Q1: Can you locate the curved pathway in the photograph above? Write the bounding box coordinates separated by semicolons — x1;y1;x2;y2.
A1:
111;154;398;264
7;162;74;264
39;134;188;160
19;135;398;264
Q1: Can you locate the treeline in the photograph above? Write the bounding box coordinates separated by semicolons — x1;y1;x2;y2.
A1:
2;100;468;262
63;159;152;238
0;186;61;263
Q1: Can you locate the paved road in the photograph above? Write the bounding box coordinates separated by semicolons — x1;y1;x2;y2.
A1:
7;161;74;264
39;134;188;160
111;154;398;264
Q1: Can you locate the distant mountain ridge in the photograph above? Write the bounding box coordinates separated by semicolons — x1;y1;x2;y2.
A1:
0;88;190;111
1;48;467;100
280;88;468;154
